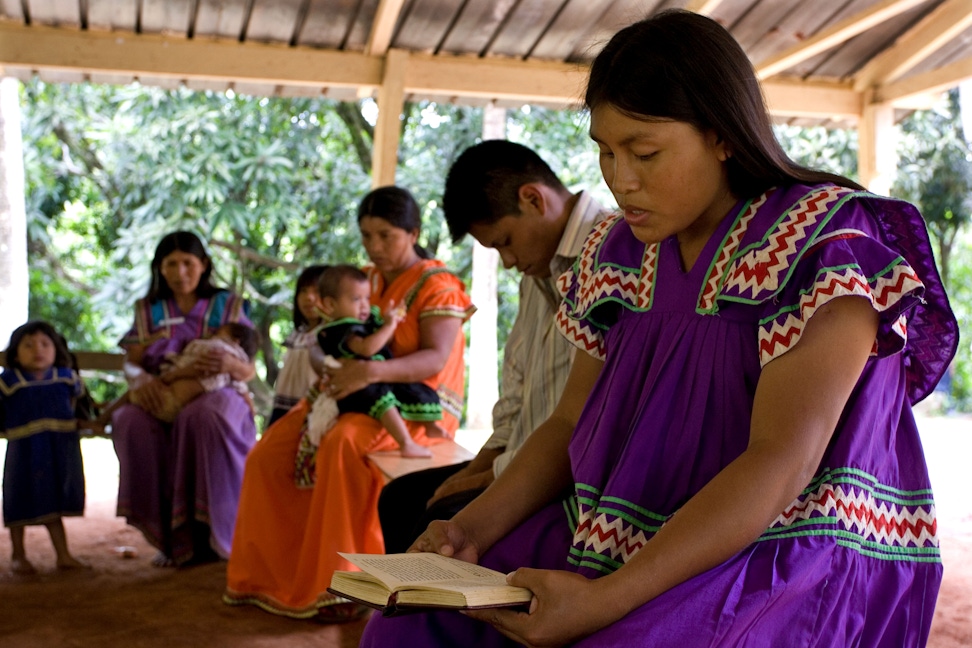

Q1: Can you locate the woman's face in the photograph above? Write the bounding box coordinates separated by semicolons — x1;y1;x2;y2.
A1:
590;104;736;249
16;332;57;375
159;250;208;299
359;216;419;278
296;284;322;323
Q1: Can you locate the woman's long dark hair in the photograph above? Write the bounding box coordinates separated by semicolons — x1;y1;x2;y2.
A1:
147;231;221;302
292;264;329;328
357;186;432;259
4;320;72;371
585;9;863;198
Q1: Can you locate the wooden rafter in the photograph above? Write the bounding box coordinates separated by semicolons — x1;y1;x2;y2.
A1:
684;0;725;16
854;0;972;91
365;0;408;56
876;53;972;102
756;0;927;80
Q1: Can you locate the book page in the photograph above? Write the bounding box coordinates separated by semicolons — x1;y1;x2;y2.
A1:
339;552;509;591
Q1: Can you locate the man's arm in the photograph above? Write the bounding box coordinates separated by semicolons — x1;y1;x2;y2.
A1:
428;280;533;504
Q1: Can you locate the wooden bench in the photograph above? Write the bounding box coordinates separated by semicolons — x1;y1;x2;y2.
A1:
0;349;126;372
366;440;475;483
1;349;479;478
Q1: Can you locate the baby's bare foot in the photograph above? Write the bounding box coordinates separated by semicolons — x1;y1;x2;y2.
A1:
424;422;451;439
151;551;177;568
11;557;36;575
56;555;90;570
400;443;432;459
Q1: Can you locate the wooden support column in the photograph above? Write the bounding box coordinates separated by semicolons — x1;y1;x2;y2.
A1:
858;92;897;195
464;104;504;431
371;49;407;188
0;77;28;346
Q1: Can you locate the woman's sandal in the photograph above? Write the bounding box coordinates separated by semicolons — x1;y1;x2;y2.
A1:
314;602;370;624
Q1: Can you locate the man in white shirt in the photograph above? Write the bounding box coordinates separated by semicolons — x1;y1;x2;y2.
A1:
378;140;609;552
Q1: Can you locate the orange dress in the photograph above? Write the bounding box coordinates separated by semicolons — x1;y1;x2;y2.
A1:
224;259;474;617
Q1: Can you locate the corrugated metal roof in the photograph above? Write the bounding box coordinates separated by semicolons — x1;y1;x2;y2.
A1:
2;0;971;127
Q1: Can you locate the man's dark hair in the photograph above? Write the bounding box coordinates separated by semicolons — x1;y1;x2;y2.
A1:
442;140;567;241
318;264;368;300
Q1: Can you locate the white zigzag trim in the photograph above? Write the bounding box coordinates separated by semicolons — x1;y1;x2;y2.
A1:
758;264;922;366
772;482;938;547
699;193;766;310
557;314;605;360
727;188;842;298
758;267;873;365
574;511;650;563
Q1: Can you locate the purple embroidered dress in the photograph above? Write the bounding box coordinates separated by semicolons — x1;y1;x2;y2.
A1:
361;184;957;647
112;290;256;565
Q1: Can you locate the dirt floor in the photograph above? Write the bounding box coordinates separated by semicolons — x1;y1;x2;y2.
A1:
0;415;969;647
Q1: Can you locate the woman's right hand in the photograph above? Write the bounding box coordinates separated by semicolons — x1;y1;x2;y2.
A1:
326;358;373;400
408;518;482;565
131;376;168;417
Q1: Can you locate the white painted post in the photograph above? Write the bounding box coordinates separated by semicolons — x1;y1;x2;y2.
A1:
463;103;504;432
858;93;897;195
0;77;28;348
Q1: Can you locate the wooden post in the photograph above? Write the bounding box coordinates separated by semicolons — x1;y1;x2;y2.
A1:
858;92;897;195
0;77;28;346
463;103;504;431
371;49;407;188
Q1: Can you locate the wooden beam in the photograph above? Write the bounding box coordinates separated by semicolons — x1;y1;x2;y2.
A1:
403;53;589;106
365;0;407;56
0;22;383;89
756;0;926;80
858;95;896;194
372;49;407;188
875;54;972;103
761;77;863;120
0;20;865;118
854;0;972;91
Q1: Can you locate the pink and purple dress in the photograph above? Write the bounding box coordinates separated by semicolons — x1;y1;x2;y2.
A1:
361;183;958;647
112;290;256;565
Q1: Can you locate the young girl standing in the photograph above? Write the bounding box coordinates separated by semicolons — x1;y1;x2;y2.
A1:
362;10;958;647
267;265;328;426
1;320;87;573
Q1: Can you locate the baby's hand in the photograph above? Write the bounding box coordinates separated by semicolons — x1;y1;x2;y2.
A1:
384;301;407;326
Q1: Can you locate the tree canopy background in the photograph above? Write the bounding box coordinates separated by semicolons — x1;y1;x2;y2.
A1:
17;79;971;414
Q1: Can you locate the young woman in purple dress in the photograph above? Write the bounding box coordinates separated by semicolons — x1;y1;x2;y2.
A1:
361;10;958;647
111;231;256;567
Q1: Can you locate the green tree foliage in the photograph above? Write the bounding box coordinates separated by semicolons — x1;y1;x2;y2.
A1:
774;123;859;181
891;91;972;409
776;108;971;412
892;89;972;287
18;80;607;403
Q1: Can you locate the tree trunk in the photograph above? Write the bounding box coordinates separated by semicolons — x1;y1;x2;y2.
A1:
0;77;29;346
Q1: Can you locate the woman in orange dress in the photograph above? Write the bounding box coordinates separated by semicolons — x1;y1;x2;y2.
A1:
223;186;474;620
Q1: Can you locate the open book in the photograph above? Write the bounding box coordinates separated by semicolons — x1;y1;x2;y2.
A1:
327;552;533;616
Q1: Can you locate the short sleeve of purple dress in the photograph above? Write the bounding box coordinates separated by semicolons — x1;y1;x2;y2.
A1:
359;184;957;648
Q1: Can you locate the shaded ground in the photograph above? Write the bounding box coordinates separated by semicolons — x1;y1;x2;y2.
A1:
0;416;969;647
0;438;368;647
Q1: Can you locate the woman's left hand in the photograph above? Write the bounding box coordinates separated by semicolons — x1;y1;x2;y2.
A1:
463;569;619;647
325;359;372;400
193;347;231;376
